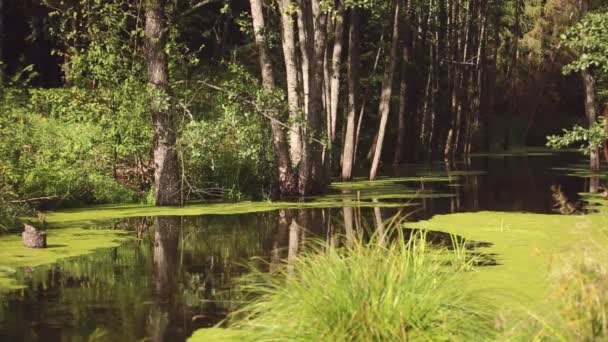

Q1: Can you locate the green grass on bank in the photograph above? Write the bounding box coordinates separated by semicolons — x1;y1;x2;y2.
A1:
189;232;496;342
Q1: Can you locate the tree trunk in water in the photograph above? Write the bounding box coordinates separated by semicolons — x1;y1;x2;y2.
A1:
299;0;328;195
0;0;3;80
341;8;360;181
278;0;303;167
369;0;400;181
145;0;181;206
329;3;345;145
250;0;298;195
393;19;410;167
603;101;608;164
149;216;179;342
296;0;313;116
582;70;600;172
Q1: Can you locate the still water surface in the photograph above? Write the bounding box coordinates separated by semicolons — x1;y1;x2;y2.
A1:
0;153;594;341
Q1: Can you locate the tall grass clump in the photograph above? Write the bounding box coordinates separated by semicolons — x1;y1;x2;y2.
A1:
512;243;608;341
192;230;496;341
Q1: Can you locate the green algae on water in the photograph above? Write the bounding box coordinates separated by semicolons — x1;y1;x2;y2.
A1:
0;228;131;291
407;208;608;311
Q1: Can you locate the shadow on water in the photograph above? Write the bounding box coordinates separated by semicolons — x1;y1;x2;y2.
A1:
0;152;598;341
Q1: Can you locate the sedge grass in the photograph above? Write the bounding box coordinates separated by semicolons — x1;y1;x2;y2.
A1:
190;230;496;341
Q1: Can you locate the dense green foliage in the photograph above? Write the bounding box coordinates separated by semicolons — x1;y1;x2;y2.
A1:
545;11;608;156
547;120;606;154
0;0;607;210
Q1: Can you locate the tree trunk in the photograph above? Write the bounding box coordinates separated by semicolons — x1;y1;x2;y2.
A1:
250;0;298;195
296;0;313;116
0;0;3;80
145;0;181;206
341;8;360;181
579;0;599;172
603;101;608;164
329;3;345;145
299;0;328;195
583;70;600;171
278;0;303;167
393;6;411;166
369;0;401;180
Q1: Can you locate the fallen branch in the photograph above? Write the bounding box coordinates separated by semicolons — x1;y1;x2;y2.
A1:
7;195;65;204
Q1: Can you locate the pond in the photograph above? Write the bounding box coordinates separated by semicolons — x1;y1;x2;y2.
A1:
0;152;603;341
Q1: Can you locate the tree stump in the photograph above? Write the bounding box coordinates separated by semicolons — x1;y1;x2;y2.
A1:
22;224;47;249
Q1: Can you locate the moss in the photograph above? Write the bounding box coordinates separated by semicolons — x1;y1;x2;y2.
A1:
0;228;131;291
331;176;456;190
43;176;458;225
43;199;416;226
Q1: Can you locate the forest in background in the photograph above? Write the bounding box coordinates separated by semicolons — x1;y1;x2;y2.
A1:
0;0;607;225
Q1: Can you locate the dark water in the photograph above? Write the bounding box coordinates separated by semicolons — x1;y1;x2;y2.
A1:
0;153;597;341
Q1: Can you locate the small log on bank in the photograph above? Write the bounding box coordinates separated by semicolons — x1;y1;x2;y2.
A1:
22;224;47;248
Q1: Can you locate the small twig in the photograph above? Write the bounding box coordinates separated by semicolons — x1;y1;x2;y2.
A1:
197;81;326;146
174;0;222;19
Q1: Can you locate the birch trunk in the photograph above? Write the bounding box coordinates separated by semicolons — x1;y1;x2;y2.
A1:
278;0;303;167
329;3;345;144
250;0;298;195
369;0;401;180
341;8;360;181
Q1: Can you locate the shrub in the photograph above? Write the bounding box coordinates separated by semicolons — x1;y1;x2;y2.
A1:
191;231;496;341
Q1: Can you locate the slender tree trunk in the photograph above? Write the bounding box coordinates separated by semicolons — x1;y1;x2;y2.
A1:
0;0;3;79
603;101;608;164
296;0;313;116
341;8;360;181
579;0;599;171
394;0;412;166
278;0;303;167
369;0;401;180
145;0;181;206
329;3;345;145
583;71;600;171
250;0;298;195
299;0;328;195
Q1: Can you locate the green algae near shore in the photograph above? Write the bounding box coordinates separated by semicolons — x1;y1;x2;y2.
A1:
43;176;457;225
0;228;131;291
407;207;608;309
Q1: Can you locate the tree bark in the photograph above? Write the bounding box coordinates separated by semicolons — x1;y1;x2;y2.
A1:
0;0;3;79
250;0;298;195
145;0;181;206
329;3;345;145
369;0;401;180
393;3;411;166
341;8;360;181
603;101;608;164
296;0;313;116
579;0;599;172
278;0;303;167
583;70;600;171
299;0;328;195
